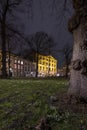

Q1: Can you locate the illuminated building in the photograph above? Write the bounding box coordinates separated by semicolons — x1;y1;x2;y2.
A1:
38;54;57;77
0;50;57;77
0;50;36;77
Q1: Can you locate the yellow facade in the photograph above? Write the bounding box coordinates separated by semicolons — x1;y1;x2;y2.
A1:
38;54;57;77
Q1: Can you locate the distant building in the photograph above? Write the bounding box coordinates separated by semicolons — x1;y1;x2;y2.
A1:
0;50;36;77
24;60;36;77
38;54;57;77
57;66;71;77
0;50;57;77
57;67;66;76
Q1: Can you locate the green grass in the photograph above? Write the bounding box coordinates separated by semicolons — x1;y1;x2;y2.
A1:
0;78;87;130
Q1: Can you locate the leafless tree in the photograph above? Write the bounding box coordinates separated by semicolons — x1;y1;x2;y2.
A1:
0;0;23;78
29;31;49;77
0;0;34;78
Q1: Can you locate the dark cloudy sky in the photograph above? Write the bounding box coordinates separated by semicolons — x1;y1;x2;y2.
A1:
21;0;74;66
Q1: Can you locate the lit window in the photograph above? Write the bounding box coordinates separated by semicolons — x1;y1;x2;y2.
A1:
21;61;23;65
6;58;8;62
18;60;20;63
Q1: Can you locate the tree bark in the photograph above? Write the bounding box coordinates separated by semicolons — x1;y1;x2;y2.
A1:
68;0;87;102
1;0;9;78
1;19;7;78
7;40;11;77
35;52;39;78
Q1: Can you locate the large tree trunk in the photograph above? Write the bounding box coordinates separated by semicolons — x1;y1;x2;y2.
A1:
68;23;87;101
68;0;87;102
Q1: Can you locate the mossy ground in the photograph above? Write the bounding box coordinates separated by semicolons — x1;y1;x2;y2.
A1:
0;78;87;130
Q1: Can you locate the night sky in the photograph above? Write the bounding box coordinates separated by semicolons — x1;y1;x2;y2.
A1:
0;0;74;67
22;0;74;67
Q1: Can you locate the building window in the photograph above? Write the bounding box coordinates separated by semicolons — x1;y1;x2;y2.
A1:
18;60;20;64
21;66;23;69
21;61;23;65
14;64;17;69
18;65;20;69
15;60;17;63
39;61;42;64
28;66;30;71
41;61;43;65
6;58;9;62
25;67;27;71
40;66;42;70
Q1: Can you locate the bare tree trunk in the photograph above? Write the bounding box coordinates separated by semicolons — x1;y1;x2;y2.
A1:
68;0;87;102
68;24;87;101
8;47;11;77
35;52;38;78
1;0;9;78
1;20;7;78
66;64;69;78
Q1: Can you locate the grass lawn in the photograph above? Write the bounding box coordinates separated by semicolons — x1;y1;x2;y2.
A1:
0;78;87;130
